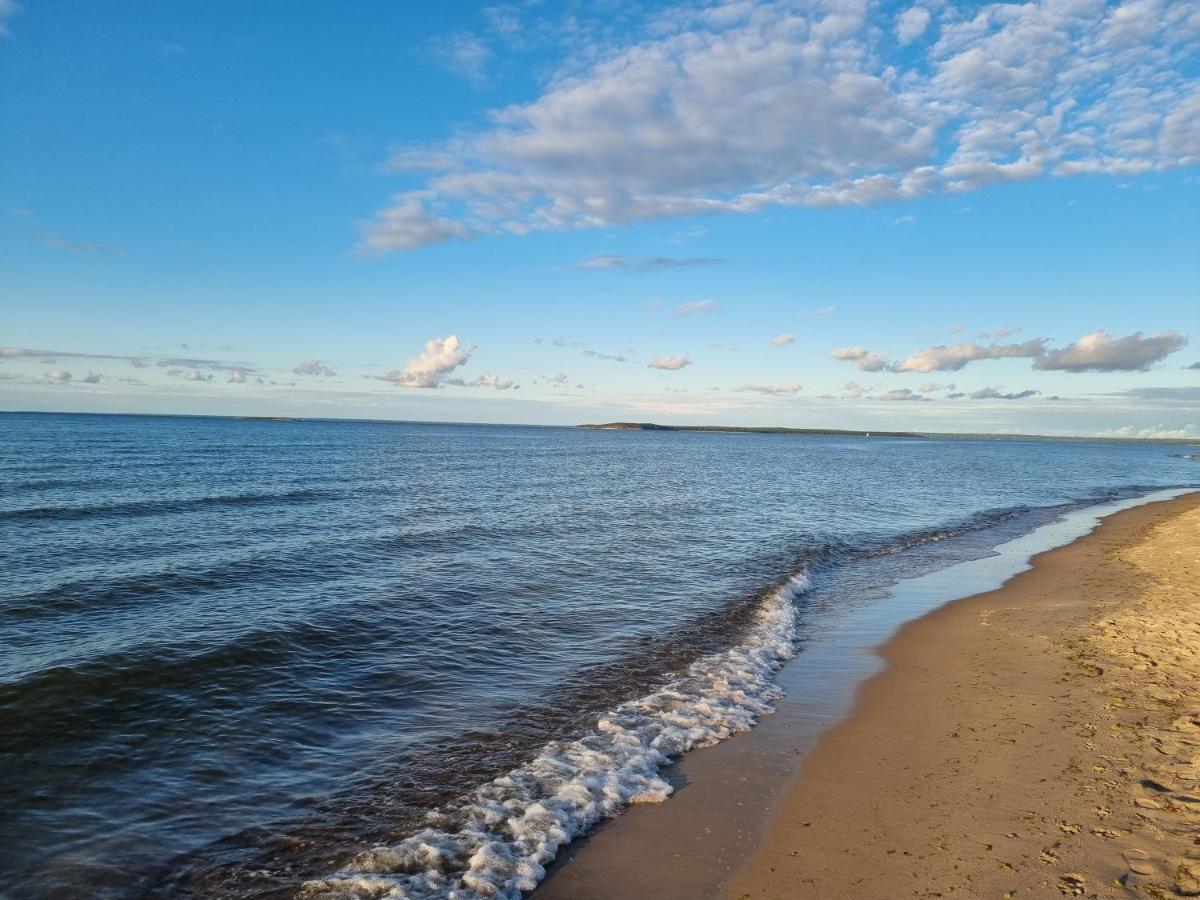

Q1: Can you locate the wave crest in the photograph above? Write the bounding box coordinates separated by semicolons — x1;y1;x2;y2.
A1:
298;572;809;900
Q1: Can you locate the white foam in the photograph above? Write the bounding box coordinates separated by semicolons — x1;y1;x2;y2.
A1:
299;572;808;900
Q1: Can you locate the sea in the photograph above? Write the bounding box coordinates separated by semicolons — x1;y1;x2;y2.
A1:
1;411;1196;899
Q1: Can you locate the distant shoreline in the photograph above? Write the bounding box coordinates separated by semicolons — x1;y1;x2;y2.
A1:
1;409;1197;446
578;420;1200;446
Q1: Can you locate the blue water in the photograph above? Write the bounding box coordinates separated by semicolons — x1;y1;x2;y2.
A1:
0;412;1194;898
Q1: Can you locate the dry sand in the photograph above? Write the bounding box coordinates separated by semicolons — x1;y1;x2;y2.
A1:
727;493;1200;899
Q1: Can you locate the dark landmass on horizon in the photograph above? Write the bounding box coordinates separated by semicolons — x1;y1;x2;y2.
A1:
1;410;1197;446
577;422;1200;446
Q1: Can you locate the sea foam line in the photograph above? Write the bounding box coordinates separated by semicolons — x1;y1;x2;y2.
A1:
298;572;809;900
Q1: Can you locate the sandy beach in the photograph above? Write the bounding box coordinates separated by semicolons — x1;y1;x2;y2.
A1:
537;493;1200;900
728;492;1200;899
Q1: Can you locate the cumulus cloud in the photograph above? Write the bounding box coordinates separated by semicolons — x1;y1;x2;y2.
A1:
897;6;932;44
674;299;719;317
969;387;1040;400
46;368;72;383
572;254;724;273
733;383;801;396
227;369;247;384
362;0;1200;252
894;338;1046;372
82;371;102;384
648;355;691;370
381;334;475;387
292;359;337;377
831;346;892;372
184;370;213;382
1033;330;1187;371
770;333;795;347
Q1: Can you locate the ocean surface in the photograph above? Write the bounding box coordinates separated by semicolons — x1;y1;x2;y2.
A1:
1;412;1196;899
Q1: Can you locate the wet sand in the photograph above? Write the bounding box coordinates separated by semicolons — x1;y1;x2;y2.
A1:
537;493;1200;899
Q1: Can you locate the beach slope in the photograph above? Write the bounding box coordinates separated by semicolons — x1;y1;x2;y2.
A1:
728;493;1200;899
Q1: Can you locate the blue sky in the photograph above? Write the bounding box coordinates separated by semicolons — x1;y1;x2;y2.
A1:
1;0;1197;436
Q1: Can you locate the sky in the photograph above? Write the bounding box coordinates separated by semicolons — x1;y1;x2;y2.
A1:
1;0;1197;437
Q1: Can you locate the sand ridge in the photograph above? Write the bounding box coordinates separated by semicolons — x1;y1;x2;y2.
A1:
727;493;1200;899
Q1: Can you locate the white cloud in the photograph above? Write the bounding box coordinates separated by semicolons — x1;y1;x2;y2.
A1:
769;333;795;347
381;334;475;387
228;369;248;384
184;369;213;382
894;338;1046;372
917;381;955;393
1034;330;1187;371
1098;423;1199;439
830;346;891;372
46;368;72;383
733;383;801;396
976;326;1021;338
897;6;932;44
82;371;102;384
363;0;1200;252
648;355;691;370
674;299;719;317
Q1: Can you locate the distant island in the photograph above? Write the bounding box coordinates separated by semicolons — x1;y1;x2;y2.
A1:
577;422;1200;445
578;422;919;438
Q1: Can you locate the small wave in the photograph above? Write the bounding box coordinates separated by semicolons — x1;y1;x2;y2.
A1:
297;572;809;900
0;488;340;523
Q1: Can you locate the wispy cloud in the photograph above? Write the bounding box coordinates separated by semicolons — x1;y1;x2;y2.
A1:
0;0;21;38
798;306;836;319
769;333;795;347
732;383;801;396
36;233;122;256
967;387;1040;400
425;32;493;87
572;254;725;273
673;299;718;317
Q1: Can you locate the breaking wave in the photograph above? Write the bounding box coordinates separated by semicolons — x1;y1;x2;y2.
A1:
297;572;810;900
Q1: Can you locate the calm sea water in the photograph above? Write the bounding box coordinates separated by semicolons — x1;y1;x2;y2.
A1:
1;412;1195;898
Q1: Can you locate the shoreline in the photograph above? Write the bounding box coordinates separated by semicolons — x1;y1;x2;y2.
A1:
535;491;1200;899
